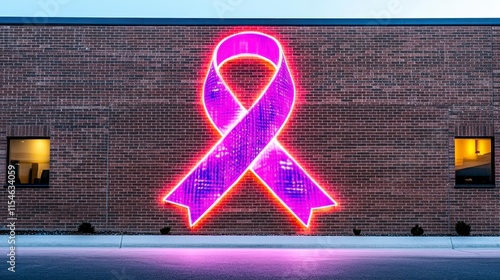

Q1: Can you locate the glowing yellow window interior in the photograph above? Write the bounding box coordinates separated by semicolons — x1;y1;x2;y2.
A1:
455;138;493;185
8;139;50;185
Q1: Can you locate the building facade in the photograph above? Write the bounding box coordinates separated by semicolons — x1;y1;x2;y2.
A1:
1;22;499;235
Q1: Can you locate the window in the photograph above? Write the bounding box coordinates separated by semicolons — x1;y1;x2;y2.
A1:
455;137;494;186
7;138;50;186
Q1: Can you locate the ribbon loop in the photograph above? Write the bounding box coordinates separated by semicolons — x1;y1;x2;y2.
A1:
164;32;337;227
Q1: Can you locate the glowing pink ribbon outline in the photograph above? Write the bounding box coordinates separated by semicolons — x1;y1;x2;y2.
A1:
164;32;337;227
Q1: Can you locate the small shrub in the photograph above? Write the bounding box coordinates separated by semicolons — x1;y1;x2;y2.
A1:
77;222;95;234
353;228;361;236
160;226;171;235
455;221;471;236
411;224;424;236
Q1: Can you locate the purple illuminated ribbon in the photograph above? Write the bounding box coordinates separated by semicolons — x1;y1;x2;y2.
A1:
164;32;337;227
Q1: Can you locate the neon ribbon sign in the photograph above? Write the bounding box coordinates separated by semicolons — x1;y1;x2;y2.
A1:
164;32;337;227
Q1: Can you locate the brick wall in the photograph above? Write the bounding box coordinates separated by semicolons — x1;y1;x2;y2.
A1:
1;25;498;235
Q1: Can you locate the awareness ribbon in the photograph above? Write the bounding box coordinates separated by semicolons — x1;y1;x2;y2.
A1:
164;32;337;227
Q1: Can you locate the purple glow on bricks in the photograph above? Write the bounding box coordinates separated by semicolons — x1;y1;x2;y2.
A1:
164;32;337;227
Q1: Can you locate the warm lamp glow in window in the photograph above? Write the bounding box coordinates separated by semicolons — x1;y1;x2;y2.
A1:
7;138;50;185
455;138;494;185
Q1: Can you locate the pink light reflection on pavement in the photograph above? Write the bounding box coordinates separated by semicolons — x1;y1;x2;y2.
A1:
11;248;500;280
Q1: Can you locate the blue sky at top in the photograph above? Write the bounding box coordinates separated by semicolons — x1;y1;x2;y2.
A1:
2;0;500;19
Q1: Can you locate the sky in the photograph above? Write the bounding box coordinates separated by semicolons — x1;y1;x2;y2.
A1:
1;0;500;19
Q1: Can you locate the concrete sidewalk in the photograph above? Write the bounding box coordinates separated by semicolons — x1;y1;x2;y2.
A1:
6;235;500;249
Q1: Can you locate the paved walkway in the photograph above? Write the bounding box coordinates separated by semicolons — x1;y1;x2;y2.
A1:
9;235;500;248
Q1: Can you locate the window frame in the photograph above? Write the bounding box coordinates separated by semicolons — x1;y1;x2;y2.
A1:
454;136;495;189
5;136;51;188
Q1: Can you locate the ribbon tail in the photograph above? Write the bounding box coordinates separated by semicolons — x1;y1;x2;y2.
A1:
164;168;224;226
252;142;337;227
164;142;242;226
